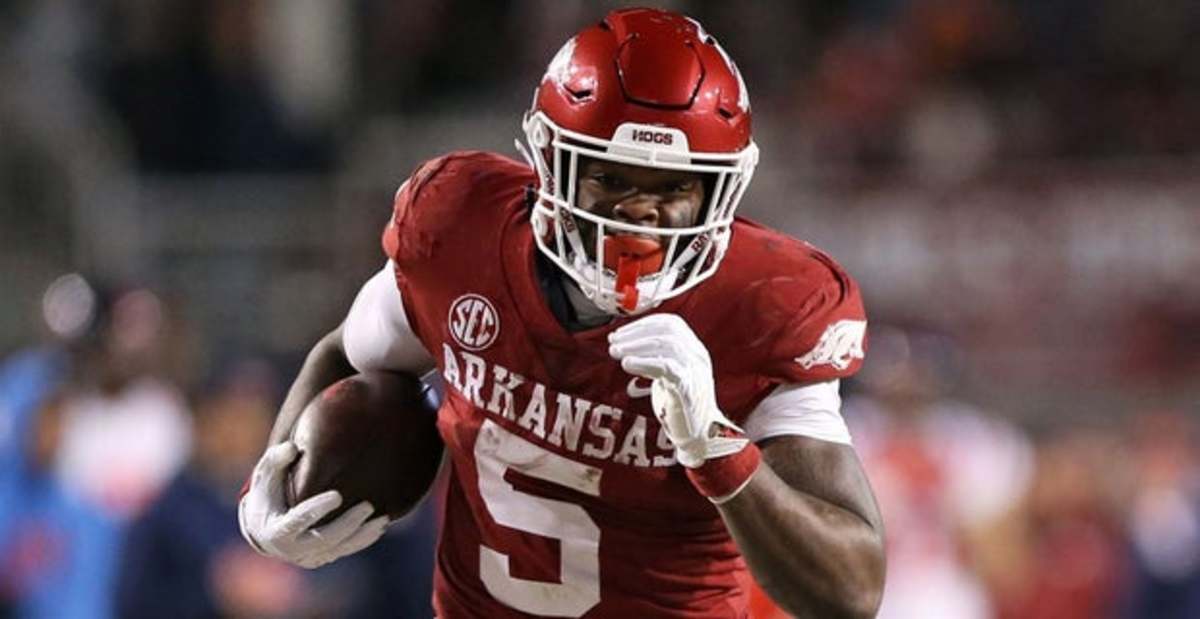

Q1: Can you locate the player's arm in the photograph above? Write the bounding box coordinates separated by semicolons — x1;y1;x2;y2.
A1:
717;427;884;619
267;327;354;444
610;315;884;618
240;262;435;568
268;262;435;443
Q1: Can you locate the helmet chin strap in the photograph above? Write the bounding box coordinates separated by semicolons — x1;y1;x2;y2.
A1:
604;236;665;312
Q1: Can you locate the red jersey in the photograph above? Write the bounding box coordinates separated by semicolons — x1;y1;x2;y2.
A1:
382;151;866;618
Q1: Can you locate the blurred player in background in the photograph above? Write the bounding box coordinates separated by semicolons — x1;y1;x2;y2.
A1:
0;273;182;619
114;359;305;618
240;8;885;618
48;280;192;523
843;327;1035;619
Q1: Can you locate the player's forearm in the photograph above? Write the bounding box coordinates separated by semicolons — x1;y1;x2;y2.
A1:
268;326;357;444
717;463;885;619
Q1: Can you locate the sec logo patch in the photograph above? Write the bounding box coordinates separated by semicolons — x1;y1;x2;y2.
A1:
448;293;500;351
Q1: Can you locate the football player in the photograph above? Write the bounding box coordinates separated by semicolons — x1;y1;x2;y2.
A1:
240;8;885;618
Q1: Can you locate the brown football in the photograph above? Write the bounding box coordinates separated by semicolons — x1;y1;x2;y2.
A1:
286;371;443;522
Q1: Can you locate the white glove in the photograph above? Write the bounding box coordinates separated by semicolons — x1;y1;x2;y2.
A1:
238;441;390;569
608;313;749;469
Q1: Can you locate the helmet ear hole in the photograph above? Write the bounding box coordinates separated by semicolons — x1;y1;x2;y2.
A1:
566;87;593;101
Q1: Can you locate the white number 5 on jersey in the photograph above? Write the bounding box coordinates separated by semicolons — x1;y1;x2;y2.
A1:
474;419;602;617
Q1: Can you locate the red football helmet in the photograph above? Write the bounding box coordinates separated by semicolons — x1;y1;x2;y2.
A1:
521;8;759;315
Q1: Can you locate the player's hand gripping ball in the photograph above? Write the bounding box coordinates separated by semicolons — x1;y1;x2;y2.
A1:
239;371;443;568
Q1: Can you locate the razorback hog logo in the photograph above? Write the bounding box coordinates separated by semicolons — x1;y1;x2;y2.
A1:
448;294;500;351
631;130;674;146
796;320;867;371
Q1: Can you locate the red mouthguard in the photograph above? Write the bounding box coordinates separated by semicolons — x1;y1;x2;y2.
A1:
603;236;665;311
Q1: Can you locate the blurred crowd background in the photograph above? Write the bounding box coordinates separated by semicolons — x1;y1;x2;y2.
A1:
1;0;1198;617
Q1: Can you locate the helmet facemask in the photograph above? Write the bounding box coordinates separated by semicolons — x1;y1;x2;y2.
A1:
519;111;758;316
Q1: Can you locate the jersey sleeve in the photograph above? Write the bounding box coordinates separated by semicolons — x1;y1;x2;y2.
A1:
376;151;533;354
381;155;456;267
763;251;868;384
380;151;532;268
377;156;456;351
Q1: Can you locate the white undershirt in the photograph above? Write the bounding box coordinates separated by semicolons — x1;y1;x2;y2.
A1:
342;263;435;374
342;263;851;445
